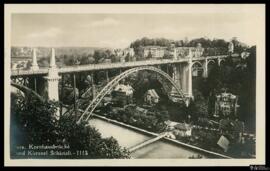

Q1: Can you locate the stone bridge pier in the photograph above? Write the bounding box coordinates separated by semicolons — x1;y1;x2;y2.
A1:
171;56;225;105
171;57;193;105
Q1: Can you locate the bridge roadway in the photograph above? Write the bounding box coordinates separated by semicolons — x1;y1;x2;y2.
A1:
128;132;168;152
11;55;227;77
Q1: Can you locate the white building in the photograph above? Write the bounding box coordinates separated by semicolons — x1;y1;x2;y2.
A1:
173;123;192;137
228;42;234;54
114;48;135;57
124;48;135;57
165;120;180;130
215;92;239;118
114;84;134;96
144;89;160;105
241;51;250;59
143;46;166;58
173;47;204;59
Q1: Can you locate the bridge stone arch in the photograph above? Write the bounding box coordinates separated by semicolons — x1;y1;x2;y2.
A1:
191;61;204;78
207;59;216;66
77;66;186;123
218;58;226;66
191;61;204;69
11;81;44;102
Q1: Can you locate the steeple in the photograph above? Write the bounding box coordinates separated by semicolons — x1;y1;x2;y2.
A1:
44;47;60;104
31;48;39;70
49;48;57;68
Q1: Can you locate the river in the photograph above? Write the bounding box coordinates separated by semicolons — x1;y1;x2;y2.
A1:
89;117;221;159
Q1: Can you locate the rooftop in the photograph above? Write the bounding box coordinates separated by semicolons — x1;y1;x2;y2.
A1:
175;123;192;131
217;92;237;99
145;89;159;98
114;84;134;95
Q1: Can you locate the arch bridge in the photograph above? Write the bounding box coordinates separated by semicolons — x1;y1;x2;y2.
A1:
10;48;230;121
77;66;186;123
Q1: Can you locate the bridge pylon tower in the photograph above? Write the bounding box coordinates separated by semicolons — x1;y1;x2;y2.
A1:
30;48;39;71
44;48;61;102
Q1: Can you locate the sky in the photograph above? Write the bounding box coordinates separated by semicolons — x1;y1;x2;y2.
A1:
11;12;262;48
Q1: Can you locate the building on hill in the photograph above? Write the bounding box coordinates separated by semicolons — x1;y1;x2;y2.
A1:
114;84;134;96
173;123;192;137
143;46;166;58
170;46;204;59
228;41;234;54
165;120;179;131
103;58;112;63
123;48;135;57
135;106;148;115
141;45;204;60
112;84;134;107
219;117;245;144
144;89;160;105
240;51;250;59
214;92;240;118
114;48;135;58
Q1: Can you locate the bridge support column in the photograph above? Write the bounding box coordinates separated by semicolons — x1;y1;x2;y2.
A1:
171;61;193;106
218;58;223;66
171;64;181;96
179;59;193;106
44;48;60;117
91;73;96;99
187;58;193;99
203;58;208;78
106;70;109;83
34;78;37;92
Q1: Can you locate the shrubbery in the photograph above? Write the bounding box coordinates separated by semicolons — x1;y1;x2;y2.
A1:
98;104;169;133
10;93;130;159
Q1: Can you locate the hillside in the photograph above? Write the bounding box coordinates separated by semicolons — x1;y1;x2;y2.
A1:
11;46;108;59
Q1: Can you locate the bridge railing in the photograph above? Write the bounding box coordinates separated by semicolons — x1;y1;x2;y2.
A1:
11;55;228;76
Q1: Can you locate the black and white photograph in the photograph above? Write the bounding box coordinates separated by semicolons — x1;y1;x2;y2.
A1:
4;4;266;166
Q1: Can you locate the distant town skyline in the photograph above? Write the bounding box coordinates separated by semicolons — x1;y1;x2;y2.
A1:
11;12;261;48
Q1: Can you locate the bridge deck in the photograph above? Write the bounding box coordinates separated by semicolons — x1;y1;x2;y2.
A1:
128;133;168;152
11;55;227;77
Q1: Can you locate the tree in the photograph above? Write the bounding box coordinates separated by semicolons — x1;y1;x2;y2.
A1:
231;37;248;53
201;46;256;133
125;53;131;62
175;40;184;47
111;54;120;63
136;46;145;59
59;115;130;159
10;93;130;159
79;55;95;65
25;61;32;69
11;94;59;150
93;50;105;64
146;51;152;59
163;52;173;59
38;57;50;67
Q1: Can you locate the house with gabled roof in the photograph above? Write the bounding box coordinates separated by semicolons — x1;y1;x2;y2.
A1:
144;89;160;105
